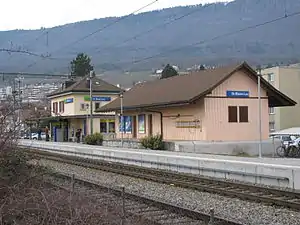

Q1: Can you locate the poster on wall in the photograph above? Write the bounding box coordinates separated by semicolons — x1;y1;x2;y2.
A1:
119;116;132;133
119;116;125;133
138;115;145;133
125;116;132;133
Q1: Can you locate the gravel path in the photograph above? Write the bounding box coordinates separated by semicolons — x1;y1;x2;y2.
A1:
32;159;300;225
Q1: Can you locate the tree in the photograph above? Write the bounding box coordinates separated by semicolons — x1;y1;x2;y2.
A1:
70;53;94;77
160;64;178;79
199;64;206;70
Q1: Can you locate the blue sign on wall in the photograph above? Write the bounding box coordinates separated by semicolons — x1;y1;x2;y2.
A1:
226;90;249;98
65;98;74;103
92;96;111;101
119;116;132;133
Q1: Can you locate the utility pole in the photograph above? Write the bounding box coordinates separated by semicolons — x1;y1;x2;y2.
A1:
120;92;124;148
89;71;93;135
17;77;21;125
12;79;16;136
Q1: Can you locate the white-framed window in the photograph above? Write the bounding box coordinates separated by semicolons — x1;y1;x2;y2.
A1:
80;103;86;110
268;73;275;82
95;102;101;110
269;121;275;131
269;107;275;114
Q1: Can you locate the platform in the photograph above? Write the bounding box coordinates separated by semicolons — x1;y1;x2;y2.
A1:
19;140;300;190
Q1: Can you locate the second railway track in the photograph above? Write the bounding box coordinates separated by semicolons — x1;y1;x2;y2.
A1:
45;172;240;225
25;148;300;211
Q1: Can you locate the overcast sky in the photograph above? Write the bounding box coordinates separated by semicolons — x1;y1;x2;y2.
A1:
1;0;230;31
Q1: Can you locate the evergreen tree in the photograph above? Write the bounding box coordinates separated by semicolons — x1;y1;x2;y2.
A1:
160;64;178;79
70;53;94;77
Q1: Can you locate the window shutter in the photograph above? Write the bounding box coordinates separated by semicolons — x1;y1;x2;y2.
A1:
228;106;238;123
239;106;248;123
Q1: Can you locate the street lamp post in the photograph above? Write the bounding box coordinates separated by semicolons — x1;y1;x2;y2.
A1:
89;71;93;135
86;103;89;135
257;68;263;158
120;92;124;148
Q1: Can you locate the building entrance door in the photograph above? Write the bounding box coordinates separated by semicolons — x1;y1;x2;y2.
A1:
148;114;153;136
132;116;137;138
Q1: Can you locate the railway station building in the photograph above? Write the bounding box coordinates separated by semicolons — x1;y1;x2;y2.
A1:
96;62;296;141
47;75;122;142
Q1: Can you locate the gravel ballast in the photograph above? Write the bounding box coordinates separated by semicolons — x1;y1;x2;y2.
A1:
32;159;300;225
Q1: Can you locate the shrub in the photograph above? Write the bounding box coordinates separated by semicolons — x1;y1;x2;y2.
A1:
85;133;103;145
0;149;29;180
141;134;164;150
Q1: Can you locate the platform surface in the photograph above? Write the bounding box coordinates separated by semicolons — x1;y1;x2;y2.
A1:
20;140;300;167
19;140;300;190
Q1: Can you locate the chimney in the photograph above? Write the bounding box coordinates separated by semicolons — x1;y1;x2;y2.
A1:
86;78;90;88
64;80;76;89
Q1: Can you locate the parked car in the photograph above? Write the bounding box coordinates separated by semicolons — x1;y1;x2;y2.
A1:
31;132;46;140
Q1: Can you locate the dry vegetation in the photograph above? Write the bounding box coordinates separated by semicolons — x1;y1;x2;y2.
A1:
0;175;149;225
0;103;150;225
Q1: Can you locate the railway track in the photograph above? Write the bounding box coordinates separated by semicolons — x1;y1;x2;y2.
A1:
26;148;300;211
44;172;242;225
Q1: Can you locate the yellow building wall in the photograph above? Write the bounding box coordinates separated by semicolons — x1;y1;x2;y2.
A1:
50;92;118;117
262;65;300;131
68;117;102;137
50;94;75;116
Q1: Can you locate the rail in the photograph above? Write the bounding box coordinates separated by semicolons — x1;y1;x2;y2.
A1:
25;148;300;211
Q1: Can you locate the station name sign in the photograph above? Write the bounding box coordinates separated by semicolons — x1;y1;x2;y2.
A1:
84;96;111;101
226;90;249;98
64;98;74;103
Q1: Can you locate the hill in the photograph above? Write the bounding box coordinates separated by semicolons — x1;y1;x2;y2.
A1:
0;0;299;75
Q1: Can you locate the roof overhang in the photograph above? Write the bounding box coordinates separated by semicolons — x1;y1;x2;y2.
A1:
96;100;191;113
96;62;296;112
26;114;115;123
47;90;121;99
241;64;297;107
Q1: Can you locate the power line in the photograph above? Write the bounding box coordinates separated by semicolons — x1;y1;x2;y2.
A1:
1;29;51;63
58;0;159;53
23;29;50;50
0;48;50;58
21;0;159;72
94;4;211;53
120;10;300;67
1;72;67;78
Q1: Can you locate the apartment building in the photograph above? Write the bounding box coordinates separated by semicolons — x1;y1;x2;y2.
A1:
22;82;60;102
261;64;300;132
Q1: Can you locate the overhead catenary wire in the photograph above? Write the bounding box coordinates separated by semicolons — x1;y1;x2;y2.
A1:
118;10;300;67
0;48;51;58
57;0;159;53
1;72;67;77
21;0;159;72
94;3;212;53
1;28;52;64
23;29;50;51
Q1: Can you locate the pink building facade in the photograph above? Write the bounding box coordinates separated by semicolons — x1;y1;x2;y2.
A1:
98;62;295;141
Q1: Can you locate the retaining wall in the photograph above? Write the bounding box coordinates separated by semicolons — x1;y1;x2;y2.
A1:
103;139;280;157
20;140;300;191
170;139;281;157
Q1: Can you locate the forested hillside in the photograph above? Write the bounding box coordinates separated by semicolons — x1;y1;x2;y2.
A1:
0;0;299;74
